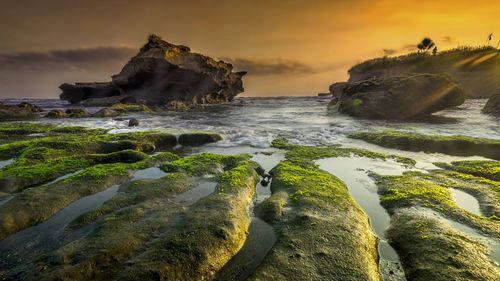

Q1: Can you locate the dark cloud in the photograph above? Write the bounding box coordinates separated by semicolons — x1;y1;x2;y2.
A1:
220;57;315;76
0;47;136;72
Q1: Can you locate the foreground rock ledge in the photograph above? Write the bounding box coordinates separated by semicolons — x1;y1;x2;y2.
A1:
328;74;465;119
59;34;246;107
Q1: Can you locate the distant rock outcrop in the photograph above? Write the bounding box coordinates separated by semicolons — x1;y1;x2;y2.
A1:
59;34;246;107
0;102;41;120
482;92;500;116
329;74;465;119
345;48;499;98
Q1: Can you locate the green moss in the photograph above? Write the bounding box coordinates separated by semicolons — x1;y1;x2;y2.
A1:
162;153;251;176
272;161;348;201
435;160;500;181
349;130;500;160
387;209;499;281
350;46;498;74
377;172;453;208
250;156;380;280
109;103;152;112
271;137;416;167
374;170;500;237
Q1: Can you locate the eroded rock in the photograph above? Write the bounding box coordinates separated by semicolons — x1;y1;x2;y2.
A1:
59;34;246;107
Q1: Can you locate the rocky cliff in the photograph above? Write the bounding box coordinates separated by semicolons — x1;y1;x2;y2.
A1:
59;34;246;106
345;47;499;98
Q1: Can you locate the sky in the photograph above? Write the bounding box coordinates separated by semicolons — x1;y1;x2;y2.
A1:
0;0;498;98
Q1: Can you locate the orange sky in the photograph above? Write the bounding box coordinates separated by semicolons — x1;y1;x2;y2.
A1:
0;0;498;98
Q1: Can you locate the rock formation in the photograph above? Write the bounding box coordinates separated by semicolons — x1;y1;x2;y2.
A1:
482;92;500;116
59;34;246;106
329;74;465;119
345;48;499;98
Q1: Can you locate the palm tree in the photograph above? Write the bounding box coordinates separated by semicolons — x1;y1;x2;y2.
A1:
417;38;435;53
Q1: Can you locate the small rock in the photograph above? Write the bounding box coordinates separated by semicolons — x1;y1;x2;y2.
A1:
44;109;67;118
65;108;90;118
92;108;122;118
128;118;140;127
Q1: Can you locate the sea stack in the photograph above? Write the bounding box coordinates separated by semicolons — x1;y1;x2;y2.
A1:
59;34;247;107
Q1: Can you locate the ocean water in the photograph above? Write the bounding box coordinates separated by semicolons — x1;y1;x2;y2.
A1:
4;97;498;147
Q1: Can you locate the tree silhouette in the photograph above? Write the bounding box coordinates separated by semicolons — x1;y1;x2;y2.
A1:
432;46;437;55
487;33;493;45
417;37;435;53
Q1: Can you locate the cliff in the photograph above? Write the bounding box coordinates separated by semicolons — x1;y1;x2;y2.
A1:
347;47;499;98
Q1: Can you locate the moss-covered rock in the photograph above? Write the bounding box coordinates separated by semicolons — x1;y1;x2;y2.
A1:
435;160;500;181
249;157;381;280
350;130;500;160
161;152;251;176
374;170;500;238
271;137;416;167
119;160;259;280
387;209;499;281
178;132;223;146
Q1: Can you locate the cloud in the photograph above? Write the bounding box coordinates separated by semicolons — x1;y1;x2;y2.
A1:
442;36;457;45
220;57;316;76
382;49;398;55
0;47;136;72
381;43;417;56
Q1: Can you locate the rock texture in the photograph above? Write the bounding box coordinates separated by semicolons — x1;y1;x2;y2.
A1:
60;34;246;106
330;74;465;119
482;92;500;116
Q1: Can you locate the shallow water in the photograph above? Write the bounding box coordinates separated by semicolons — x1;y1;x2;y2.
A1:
0;159;14;169
0;195;14;207
132;167;167;180
43;170;82;186
214;217;277;281
315;156;411;280
449;188;482;216
421;208;499;265
175;180;217;205
0;185;119;265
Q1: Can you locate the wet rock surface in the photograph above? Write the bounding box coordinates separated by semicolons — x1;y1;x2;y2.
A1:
329;74;465;119
350;130;500;160
483;92;500;116
59;34;246;107
1;122;499;281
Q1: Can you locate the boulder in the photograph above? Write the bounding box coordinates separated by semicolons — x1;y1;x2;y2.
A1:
65;108;90;118
128;118;140;127
482;92;500;116
331;74;466;119
178;133;223;146
59;34;246;107
44;109;67;118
